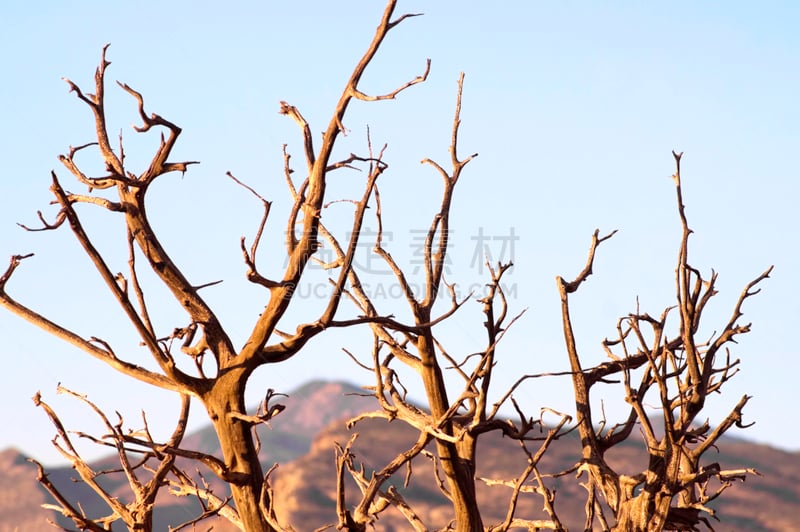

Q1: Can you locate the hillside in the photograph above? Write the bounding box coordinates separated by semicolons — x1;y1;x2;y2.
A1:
272;418;800;531
1;380;798;531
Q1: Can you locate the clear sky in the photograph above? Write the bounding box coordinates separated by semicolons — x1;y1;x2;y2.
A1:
1;1;798;465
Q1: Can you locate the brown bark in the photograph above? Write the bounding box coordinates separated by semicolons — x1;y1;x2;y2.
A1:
1;3;770;530
201;369;271;531
555;153;769;531
418;331;483;532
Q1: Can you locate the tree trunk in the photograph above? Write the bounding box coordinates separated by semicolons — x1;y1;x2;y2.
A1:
418;333;483;532
613;499;651;532
204;372;274;532
614;491;675;532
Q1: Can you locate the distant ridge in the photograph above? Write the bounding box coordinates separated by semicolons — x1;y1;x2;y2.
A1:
1;380;798;531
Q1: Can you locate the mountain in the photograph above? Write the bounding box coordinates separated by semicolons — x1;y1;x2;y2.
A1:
0;447;52;532
1;380;798;531
271;418;800;531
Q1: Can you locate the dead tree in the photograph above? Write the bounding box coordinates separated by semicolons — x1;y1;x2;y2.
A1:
325;149;768;532
556;151;770;531
325;75;571;532
0;0;768;529
0;1;434;530
30;386;237;531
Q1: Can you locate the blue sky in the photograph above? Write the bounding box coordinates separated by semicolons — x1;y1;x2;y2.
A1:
1;1;798;465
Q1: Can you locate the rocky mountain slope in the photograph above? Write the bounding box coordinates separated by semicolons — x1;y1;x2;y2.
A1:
1;380;798;531
271;418;800;531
